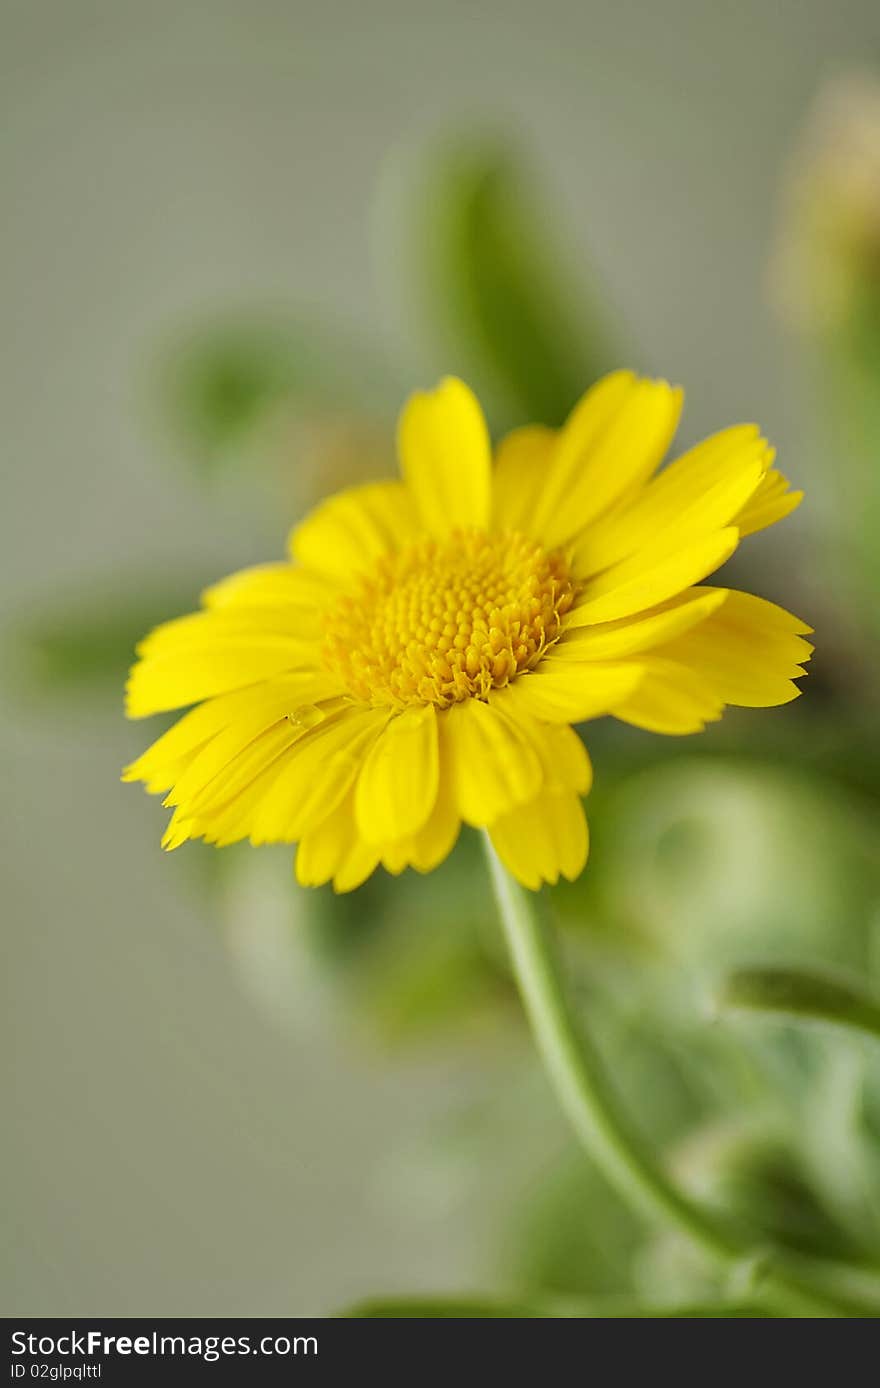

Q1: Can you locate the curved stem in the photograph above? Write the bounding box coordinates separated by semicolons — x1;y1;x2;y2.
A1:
483;838;856;1319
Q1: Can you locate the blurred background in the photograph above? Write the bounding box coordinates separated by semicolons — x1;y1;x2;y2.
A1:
3;0;880;1317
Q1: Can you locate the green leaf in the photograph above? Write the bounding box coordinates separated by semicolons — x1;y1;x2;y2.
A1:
160;315;396;475
390;135;620;428
506;1150;643;1300
341;1295;773;1318
679;1120;869;1263
10;577;204;696
825;278;880;643
714;965;880;1043
342;1296;549;1318
299;832;504;1039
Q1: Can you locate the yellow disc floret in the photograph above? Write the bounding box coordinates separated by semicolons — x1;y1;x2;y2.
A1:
322;527;577;708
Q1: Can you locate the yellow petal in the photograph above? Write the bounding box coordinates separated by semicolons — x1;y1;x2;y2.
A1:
296;789;383;892
296;788;382;892
134;603;319;652
607;586;812;733
376;841;408;874
249;707;390;844
289;480;419;581
494;661;644;723
398;377;492;534
552;588;729;661
334;839;382;893
163;719;310;847
407;760;460;872
161;807;195;851
188;717;313;815
202;563;328;612
573;430;770;578
531;721;593;794
491;425;556;533
654;588;812;707
703;586;812;637
734;469;803;537
569;528;739;627
295;791;357;888
168;748;292;848
355;703;439;844
124;673;340;800
372;735;461;875
489;789;589;889
610;658;726;734
126;603;326;718
444;698;543;825
530;372;683;547
166;696;327;811
123;695;240;792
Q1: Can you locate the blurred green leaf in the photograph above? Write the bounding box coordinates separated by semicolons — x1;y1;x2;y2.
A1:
299;833;504;1042
504;1150;643;1299
594;759;879;979
342;1295;550;1318
10;577;204;696
161;315;396;474
715;965;880;1042
341;1294;772;1318
677;1120;868;1263
357;917;502;1042
827;277;880;644
396;135;619;427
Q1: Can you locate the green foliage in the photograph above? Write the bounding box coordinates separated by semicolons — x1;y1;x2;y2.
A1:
358;918;503;1041
678;1120;869;1263
504;1152;643;1298
342;1294;772;1318
826;277;880;645
161;316;396;475
715;965;880;1043
10;577;205;696
391;134;620;427
343;1295;553;1318
299;829;506;1041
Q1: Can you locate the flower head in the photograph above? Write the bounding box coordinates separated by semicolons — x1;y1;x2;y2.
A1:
124;372;810;890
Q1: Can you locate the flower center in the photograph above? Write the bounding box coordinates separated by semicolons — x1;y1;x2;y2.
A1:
322;527;577;708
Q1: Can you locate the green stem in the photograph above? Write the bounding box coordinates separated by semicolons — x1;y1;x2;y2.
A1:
483;837;858;1319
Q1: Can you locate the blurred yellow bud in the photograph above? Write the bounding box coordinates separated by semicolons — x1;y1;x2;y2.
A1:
772;72;880;335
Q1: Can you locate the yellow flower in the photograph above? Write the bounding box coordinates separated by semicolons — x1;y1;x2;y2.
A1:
124;371;810;891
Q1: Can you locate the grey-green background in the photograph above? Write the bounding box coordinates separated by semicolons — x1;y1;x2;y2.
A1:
3;0;878;1316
